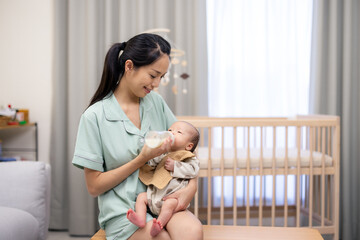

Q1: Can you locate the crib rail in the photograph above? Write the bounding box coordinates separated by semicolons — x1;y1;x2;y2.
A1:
177;115;340;240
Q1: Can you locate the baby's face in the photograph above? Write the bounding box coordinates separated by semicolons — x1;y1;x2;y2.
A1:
168;122;195;151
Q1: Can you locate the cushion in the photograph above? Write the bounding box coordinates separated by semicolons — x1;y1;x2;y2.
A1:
0;206;39;240
0;161;50;240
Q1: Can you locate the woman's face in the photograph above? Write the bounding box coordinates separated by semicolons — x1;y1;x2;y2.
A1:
125;54;170;98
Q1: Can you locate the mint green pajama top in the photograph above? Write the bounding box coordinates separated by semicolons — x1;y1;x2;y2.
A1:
72;92;176;240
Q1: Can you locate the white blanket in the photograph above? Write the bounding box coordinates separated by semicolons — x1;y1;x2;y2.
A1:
196;147;333;169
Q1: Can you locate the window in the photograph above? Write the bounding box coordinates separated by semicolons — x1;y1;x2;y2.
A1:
207;0;313;118
206;0;313;211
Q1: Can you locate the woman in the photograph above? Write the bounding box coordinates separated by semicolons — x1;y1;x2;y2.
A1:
72;33;203;240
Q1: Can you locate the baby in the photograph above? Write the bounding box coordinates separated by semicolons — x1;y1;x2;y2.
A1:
127;121;200;237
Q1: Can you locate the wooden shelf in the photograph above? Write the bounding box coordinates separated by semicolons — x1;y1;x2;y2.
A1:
0;123;36;130
0;123;38;161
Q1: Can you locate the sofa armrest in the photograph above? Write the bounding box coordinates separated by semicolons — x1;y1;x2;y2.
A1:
0;161;51;240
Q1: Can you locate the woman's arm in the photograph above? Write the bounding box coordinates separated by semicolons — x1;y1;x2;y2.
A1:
163;177;198;212
85;138;173;197
84;154;146;197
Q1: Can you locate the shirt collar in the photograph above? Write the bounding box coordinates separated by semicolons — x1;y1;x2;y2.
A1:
102;94;127;121
102;92;154;121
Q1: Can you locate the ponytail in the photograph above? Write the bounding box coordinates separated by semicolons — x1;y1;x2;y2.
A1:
89;42;126;107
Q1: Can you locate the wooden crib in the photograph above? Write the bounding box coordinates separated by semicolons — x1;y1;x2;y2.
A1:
178;115;340;240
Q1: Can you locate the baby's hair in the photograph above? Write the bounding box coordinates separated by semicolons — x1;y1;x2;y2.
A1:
181;121;200;153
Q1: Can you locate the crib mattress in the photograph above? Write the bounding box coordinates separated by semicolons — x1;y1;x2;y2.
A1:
197;147;333;169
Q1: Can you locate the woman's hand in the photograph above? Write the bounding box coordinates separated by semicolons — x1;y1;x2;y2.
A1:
162;177;198;212
83;138;174;197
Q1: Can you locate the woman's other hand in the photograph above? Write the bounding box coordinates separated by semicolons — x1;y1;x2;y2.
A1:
140;137;172;162
162;177;198;212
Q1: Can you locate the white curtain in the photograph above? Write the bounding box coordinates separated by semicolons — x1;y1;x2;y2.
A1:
207;0;313;118
51;0;208;236
309;1;360;239
206;0;313;213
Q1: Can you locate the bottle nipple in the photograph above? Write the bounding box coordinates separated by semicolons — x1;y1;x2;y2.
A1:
145;131;175;148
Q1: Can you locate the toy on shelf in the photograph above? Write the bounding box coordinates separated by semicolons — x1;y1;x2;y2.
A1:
0;105;29;126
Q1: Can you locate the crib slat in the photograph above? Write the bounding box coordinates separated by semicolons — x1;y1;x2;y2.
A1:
272;126;276;226
321;127;326;227
259;127;263;226
246;126;250;226
252;128;256;208
326;127;331;220
309;127;314;227
195;181;199;218
305;175;308;213
233;127;237;225
316;127;321;215
316;176;320;216
207;127;212;225
317;127;321;152
328;126;331;156
220;127;225;225
304;128;309;210
242;175;245;207
334;124;340;240
327;175;331;221
296;127;301;227
283;127;288;227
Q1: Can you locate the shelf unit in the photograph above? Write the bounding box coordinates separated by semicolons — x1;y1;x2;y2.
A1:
0;123;38;161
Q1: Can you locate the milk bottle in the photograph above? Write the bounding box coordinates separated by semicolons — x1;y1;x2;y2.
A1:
145;131;175;148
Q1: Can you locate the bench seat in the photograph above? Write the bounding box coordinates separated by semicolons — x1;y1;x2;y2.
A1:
91;225;323;240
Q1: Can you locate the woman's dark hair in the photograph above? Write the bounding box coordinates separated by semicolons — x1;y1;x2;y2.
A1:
89;33;171;107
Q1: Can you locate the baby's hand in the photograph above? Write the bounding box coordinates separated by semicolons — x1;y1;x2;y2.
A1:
164;157;175;172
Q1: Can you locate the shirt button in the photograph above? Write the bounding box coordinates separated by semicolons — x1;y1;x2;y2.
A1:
139;138;144;143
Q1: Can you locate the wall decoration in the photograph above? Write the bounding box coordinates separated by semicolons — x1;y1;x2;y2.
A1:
143;28;189;95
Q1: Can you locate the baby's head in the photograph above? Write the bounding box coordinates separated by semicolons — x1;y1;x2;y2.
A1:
168;121;199;152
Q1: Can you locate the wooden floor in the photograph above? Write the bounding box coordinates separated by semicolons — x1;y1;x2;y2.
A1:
91;225;324;240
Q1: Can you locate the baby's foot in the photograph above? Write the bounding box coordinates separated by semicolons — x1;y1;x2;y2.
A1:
150;218;163;237
126;209;145;228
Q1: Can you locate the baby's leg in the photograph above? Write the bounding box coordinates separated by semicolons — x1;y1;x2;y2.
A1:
127;192;147;228
150;198;178;237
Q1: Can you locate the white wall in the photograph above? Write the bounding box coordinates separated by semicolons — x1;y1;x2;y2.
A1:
0;0;53;164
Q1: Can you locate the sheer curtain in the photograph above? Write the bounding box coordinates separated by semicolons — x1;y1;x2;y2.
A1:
206;0;313;211
207;0;313;118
